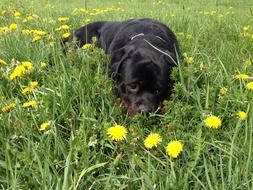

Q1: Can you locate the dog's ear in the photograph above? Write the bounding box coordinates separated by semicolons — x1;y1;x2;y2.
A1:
110;46;134;81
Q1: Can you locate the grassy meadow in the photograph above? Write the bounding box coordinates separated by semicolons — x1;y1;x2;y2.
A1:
0;0;253;189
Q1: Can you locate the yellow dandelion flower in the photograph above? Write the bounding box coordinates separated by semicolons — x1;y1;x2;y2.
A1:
185;56;194;64
58;17;69;22
22;87;32;95
22;100;38;108
55;24;70;31
0;59;7;65
9;23;18;31
27;15;34;20
107;125;127;141
40;62;47;69
1;103;16;112
39;121;52;131
144;133;162;149
165;140;183;158
61;24;70;29
0;27;8;35
62;32;71;38
246;82;253;90
21;61;33;70
236;111;247;121
17;61;33;75
9;65;26;80
30;81;38;88
82;44;93;49
235;74;250;79
21;29;32;35
14;11;21;18
32;35;41;42
27;16;33;20
22;81;38;95
32;30;47;36
84;18;91;24
204;115;222;129
219;87;228;96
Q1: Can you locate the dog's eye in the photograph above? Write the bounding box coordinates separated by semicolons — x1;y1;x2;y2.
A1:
127;83;139;93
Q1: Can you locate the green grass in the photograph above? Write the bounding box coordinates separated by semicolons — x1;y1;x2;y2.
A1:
0;0;253;189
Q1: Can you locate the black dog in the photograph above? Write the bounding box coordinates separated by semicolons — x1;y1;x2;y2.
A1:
64;18;179;116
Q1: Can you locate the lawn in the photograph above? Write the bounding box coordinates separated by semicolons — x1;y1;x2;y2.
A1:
0;0;253;189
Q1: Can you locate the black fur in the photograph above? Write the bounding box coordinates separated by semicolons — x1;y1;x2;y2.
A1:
63;18;179;116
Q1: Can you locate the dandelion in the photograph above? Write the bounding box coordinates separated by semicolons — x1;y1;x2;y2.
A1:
9;65;26;80
62;32;71;38
27;15;33;20
1;103;16;112
14;11;21;18
39;121;52;131
9;61;33;80
22;100;38;108
55;24;70;31
165;140;183;158
22;81;39;95
27;14;38;20
0;59;7;65
84;18;91;24
22;87;32;95
82;44;93;49
246;82;253;90
58;17;69;22
236;111;247;121
32;35;41;42
9;23;18;30
107;125;127;141
40;62;47;69
184;56;194;64
219;87;228;96
21;29;32;35
204;115;222;129
31;30;47;36
61;24;70;30
22;61;33;70
30;81;38;88
235;74;250;79
0;27;8;35
144;133;162;149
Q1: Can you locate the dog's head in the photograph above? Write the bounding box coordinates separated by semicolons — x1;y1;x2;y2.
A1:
110;43;177;116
